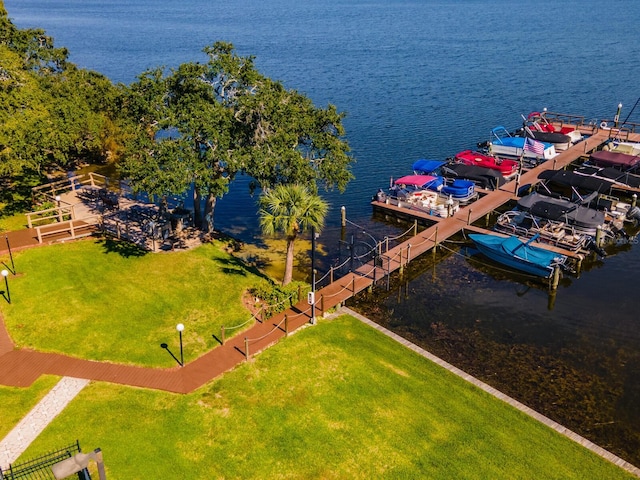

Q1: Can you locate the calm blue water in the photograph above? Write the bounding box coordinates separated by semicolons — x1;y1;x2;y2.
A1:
5;0;640;465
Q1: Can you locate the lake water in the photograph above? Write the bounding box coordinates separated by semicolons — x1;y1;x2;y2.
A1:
5;0;640;466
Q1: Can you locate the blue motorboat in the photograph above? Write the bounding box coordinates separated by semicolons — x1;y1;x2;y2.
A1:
411;159;478;203
469;233;566;278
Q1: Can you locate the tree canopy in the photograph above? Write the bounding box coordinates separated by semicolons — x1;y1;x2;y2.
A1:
0;4;125;214
1;3;354;243
119;41;353;232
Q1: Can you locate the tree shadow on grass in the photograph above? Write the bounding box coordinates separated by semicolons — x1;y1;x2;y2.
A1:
211;252;272;282
96;238;149;258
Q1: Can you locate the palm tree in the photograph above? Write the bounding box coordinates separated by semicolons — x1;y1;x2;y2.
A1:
258;184;328;286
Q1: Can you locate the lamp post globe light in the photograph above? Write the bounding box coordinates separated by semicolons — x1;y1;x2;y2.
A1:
176;323;185;367
1;269;9;304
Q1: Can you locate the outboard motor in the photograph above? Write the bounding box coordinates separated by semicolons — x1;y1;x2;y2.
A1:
625;205;640;222
375;188;387;202
610;224;629;240
585;237;607;258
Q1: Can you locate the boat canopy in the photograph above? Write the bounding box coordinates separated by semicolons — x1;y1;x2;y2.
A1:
412;159;447;174
394;174;439;187
537;169;614;193
590;150;640;170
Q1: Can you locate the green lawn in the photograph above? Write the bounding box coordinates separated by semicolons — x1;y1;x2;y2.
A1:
0;375;60;439
0;212;29;233
17;315;634;479
1;239;268;367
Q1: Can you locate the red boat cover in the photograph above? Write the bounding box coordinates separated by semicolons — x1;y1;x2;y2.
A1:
590;150;640;169
394;174;437;187
455;150;518;174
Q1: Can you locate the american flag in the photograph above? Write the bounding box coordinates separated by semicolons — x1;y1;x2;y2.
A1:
524;137;545;155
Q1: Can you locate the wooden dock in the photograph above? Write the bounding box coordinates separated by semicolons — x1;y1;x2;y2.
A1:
313;127;640;311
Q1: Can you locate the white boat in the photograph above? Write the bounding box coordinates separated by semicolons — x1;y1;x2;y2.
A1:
603;139;640;156
521;111;583;150
494;210;593;253
380;176;461;218
488;126;557;164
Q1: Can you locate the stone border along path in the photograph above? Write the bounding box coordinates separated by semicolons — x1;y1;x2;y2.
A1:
341;307;640;479
0;376;89;469
1;305;638;478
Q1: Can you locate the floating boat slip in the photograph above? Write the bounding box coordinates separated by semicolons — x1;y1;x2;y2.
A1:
469;233;567;278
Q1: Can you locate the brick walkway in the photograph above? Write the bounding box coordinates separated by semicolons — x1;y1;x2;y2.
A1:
0;274;369;393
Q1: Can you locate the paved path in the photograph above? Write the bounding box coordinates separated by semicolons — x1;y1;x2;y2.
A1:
0;376;89;469
0;269;366;394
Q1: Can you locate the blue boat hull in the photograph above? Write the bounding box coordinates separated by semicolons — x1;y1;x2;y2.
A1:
469;233;564;278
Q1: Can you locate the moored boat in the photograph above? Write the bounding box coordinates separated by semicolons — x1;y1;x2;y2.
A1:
410;160;478;203
494;210;592;253
516;191;607;237
376;175;461;218
488;126;557;164
589;150;640;172
469;233;567;278
454;150;519;178
439;162;506;190
573;165;640;189
520;112;582;150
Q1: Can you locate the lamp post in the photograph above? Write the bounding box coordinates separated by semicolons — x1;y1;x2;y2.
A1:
4;235;15;274
1;269;9;304
310;226;318;325
176;323;184;366
614;102;623;127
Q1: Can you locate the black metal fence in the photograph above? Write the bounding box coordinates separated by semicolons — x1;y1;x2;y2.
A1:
0;440;90;480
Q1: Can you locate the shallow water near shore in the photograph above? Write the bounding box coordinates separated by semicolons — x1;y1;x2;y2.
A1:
5;0;640;466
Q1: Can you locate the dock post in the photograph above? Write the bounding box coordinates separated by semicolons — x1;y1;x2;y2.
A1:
352;276;356;293
220;326;225;345
550;266;560;290
413;220;418;236
467;209;472;225
244;337;249;361
433;227;438;259
407;244;412;264
632;193;637;209
595;225;603;247
320;294;325;315
341;206;346;227
399;249;404;276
